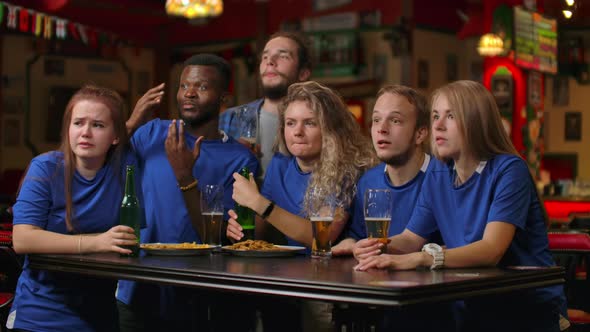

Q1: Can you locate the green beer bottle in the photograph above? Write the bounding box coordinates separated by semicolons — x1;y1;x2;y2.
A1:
119;165;141;257
236;167;255;240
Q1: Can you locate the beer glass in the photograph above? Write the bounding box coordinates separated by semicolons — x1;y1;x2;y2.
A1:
363;189;392;244
200;184;224;246
309;188;337;259
237;106;258;147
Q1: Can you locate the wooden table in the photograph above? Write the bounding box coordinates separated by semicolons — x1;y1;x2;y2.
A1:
28;252;564;307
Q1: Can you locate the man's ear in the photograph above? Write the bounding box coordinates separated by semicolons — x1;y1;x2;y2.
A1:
298;68;311;82
415;127;428;145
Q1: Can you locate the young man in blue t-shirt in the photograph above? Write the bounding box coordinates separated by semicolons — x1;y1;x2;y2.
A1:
332;85;434;255
116;54;258;331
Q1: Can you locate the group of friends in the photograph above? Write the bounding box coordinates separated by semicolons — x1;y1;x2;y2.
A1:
5;31;568;332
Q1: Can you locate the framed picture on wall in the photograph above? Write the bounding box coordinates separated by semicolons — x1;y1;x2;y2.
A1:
565;112;582;141
446;54;458;82
418;60;429;89
552;76;569;106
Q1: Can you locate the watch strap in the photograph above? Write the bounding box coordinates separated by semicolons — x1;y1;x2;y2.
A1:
260;201;275;219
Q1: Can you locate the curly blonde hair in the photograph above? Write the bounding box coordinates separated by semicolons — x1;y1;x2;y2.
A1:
276;81;377;216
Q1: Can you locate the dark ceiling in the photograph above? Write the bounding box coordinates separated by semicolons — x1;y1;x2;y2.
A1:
3;0;589;48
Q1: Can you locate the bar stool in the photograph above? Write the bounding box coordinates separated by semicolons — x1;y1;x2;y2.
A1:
548;232;590;330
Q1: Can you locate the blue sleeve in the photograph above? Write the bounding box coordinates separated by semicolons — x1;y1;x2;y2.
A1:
487;159;532;230
347;190;367;240
12;158;54;229
406;180;438;239
130;119;157;158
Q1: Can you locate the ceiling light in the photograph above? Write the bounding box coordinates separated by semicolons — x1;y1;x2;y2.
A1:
563;10;573;19
565;0;575;6
165;0;223;19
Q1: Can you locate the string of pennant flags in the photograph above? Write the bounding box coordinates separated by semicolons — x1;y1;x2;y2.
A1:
0;1;126;49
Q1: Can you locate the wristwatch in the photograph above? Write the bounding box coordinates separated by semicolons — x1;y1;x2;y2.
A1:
422;243;444;270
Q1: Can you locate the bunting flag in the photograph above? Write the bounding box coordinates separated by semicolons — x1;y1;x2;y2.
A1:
55;19;66;39
7;4;18;28
78;24;88;44
33;12;43;36
0;1;127;51
88;28;97;48
43;15;52;39
19;9;29;32
67;21;79;40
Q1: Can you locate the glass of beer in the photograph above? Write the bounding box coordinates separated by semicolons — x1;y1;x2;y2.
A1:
309;188;337;259
237;106;258;147
363;189;392;245
200;184;224;246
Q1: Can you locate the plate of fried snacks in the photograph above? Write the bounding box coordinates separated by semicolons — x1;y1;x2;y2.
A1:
222;240;306;257
140;242;217;256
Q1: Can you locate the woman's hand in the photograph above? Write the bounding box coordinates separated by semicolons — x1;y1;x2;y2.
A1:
352;238;384;260
226;209;244;242
354;252;425;271
232;172;263;211
165;119;204;183
89;225;137;254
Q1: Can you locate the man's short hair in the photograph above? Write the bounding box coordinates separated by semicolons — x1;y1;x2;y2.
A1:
266;31;313;72
183;53;231;90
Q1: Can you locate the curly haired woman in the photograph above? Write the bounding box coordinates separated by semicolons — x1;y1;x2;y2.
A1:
226;80;376;250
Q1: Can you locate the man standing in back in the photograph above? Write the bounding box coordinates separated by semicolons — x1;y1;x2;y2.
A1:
220;31;312;175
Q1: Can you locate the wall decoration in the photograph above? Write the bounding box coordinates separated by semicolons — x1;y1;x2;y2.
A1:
446;54;458;82
3;118;21;146
312;0;352;12
565;112;582;141
528;71;542;108
417;60;429;89
552;76;569;106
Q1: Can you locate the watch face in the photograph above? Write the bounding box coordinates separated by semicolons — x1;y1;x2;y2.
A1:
425;243;442;252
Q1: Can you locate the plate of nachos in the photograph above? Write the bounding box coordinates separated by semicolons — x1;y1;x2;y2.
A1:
221;240;305;257
140;242;217;256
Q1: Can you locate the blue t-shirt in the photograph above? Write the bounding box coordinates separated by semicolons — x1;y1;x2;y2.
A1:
348;154;434;240
116;119;258;316
9;151;136;332
260;154;310;248
407;154;567;320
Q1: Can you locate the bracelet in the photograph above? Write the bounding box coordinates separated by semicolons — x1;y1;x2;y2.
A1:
78;234;83;254
259;201;275;219
179;179;198;192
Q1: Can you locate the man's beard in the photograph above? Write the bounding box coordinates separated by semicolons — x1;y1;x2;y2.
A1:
381;146;414;168
262;81;289;101
178;103;219;128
